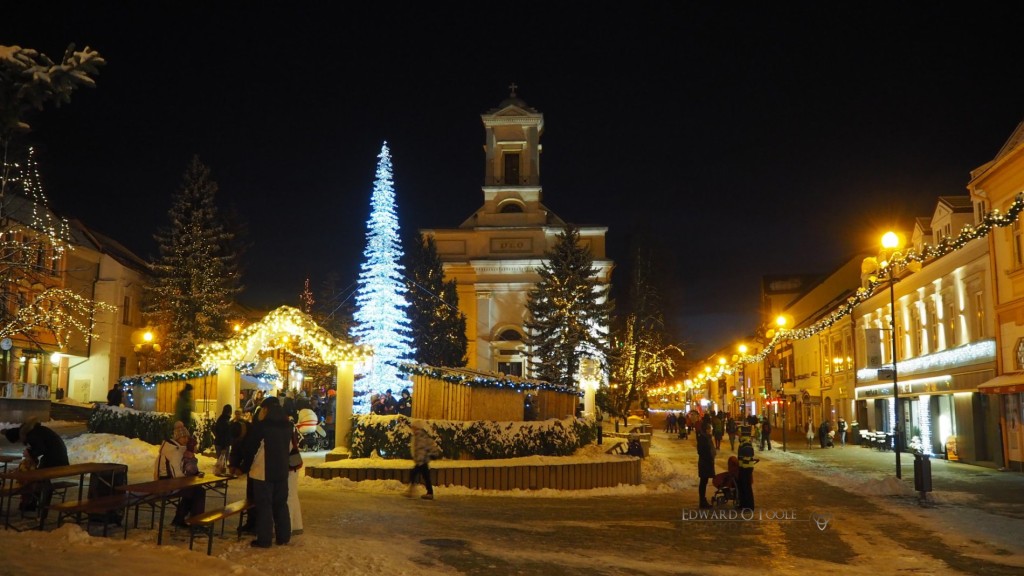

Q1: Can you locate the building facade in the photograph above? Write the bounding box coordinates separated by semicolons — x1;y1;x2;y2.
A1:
969;120;1024;470
853;197;998;464
423;94;613;377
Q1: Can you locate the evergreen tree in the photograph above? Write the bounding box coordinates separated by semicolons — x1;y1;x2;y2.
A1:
146;156;240;368
351;143;414;411
604;247;683;425
524;225;613;387
405;232;467;367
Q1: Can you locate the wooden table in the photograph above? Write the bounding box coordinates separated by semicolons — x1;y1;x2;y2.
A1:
0;454;19;474
121;475;231;545
0;462;126;530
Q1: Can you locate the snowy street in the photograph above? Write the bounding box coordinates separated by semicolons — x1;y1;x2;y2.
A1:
1;426;1023;576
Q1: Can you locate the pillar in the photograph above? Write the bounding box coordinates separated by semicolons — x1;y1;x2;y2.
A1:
216;361;237;417
326;360;354;461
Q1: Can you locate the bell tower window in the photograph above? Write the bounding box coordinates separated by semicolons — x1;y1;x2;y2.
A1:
503;153;521;185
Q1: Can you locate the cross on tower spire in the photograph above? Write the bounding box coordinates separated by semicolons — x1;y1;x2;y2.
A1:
508;82;518;98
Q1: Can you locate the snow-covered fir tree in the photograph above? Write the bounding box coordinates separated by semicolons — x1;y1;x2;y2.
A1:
405;232;467;367
524;225;613;387
351;143;414;411
146;156;241;369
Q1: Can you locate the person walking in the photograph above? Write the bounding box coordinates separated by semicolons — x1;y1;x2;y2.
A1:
231;397;292;548
407;421;439;500
726;415;738;451
696;422;716;508
736;423;758;511
711;412;724;450
838;417;848;447
760;415;772;451
805;420;814;449
175;383;194;430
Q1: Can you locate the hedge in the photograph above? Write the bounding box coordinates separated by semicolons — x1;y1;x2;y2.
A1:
87;405;215;451
350;415;596;459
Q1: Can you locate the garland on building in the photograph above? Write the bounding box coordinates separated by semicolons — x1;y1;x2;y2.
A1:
740;191;1024;366
117;366;218;389
400;364;584;396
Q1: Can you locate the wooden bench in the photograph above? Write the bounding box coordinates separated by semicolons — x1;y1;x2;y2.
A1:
605;441;627;455
185;499;254;555
50;494;132;537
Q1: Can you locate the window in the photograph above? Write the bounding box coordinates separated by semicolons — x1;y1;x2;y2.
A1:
1014;221;1024;269
927;301;938;354
500;202;524;214
974;291;986;339
118;357;127;379
945;300;958;348
503;153;521;185
122;296;131;325
497;361;523;377
498;329;522;341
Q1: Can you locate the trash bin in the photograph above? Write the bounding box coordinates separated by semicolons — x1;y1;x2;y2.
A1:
913;453;932;493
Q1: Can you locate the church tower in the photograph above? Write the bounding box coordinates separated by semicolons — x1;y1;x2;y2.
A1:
422;88;613;377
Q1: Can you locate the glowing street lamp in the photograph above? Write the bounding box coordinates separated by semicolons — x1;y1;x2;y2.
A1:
880;230;904;479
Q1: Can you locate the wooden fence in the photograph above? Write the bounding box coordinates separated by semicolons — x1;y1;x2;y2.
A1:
306;458;641;490
131;374;219;416
410;372;578;421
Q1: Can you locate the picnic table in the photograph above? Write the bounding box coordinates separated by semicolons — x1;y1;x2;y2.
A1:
121;475;231;545
0;462;126;531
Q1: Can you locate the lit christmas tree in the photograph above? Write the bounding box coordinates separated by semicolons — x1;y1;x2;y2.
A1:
146;156;241;369
351;142;414;412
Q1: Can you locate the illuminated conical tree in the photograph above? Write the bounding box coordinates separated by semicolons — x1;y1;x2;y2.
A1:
351;142;414;412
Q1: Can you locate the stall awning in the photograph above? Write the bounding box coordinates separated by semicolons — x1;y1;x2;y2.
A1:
978;373;1024;395
240;373;275;392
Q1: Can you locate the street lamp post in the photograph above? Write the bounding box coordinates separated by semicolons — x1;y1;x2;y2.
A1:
737;344;748;419
881;231;903;480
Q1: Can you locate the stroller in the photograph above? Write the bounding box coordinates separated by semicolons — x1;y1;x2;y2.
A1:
711;456;740;508
296;407;327;451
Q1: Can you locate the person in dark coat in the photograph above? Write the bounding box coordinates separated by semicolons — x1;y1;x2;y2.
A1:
231;396;292;548
175;383;193;430
397;388;412;417
4;419;70;519
818;420;830;449
696;422;716;508
213;404;232;471
106;384;123;407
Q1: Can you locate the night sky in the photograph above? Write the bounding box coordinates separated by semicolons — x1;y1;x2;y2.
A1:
5;3;1024;359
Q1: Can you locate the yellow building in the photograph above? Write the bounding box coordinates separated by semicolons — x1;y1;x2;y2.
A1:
422;91;613;376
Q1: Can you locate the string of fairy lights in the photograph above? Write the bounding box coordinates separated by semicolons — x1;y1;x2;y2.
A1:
401;364;584;396
724;191;1024;371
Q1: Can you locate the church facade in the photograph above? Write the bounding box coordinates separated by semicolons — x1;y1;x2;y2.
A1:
421;92;613;377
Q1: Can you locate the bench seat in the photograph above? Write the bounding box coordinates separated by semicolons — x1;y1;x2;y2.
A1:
51;494;132;537
185;499;254;555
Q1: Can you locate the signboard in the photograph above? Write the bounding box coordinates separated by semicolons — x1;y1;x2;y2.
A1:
771;367;782;391
865;329;883;369
877;368;894;380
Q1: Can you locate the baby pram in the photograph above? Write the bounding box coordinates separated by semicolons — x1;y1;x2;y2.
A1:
711;456;740;508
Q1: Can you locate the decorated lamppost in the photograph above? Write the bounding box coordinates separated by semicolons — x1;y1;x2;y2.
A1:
737;344;748;418
880;231;904;479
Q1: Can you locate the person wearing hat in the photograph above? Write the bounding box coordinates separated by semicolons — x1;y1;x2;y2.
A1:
231;395;292;547
154;420;204;528
3;419;69;517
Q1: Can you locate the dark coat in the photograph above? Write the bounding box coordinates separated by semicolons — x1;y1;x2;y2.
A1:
231;416;292;483
696;431;716;479
213;414;232;449
106;386;123;407
20;421;69;468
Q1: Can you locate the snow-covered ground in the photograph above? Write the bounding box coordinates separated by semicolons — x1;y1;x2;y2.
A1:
0;430;1021;575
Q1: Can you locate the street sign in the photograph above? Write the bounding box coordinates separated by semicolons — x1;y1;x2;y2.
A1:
865;329;883;368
